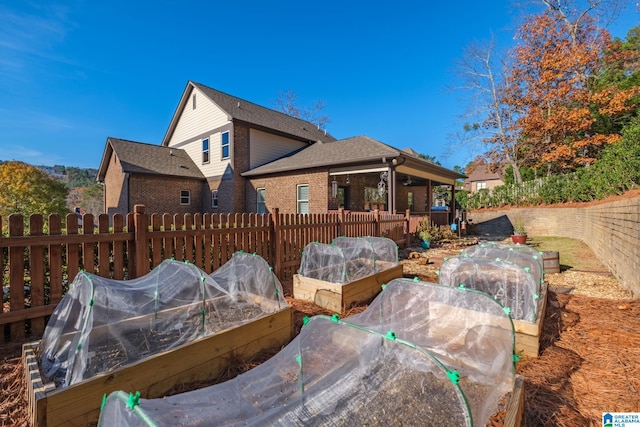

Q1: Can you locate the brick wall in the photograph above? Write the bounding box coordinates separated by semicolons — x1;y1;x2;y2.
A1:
247;168;329;214
103;154;128;217
232;123;250;212
129;175;206;215
467;195;640;295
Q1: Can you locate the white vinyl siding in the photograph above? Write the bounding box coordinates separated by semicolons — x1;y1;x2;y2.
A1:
297;184;309;214
167;87;228;146
249;128;308;169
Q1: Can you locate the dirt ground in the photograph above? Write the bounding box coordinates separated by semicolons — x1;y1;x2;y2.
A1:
1;237;638;427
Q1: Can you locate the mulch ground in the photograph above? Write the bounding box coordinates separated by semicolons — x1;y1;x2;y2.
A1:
1;241;638;427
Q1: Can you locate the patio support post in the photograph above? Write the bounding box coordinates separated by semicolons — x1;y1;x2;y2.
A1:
405;209;411;248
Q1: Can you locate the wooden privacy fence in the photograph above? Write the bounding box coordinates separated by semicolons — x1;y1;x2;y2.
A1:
0;205;409;343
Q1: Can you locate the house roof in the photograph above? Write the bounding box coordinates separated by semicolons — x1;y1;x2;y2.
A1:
464;168;503;182
242;135;467;183
241;136;399;176
162;81;337;146
97;137;205;182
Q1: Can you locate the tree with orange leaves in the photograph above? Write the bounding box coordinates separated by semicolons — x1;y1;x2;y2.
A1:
506;10;639;173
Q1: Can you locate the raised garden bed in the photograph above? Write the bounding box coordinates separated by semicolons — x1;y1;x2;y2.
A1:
23;299;293;427
293;263;403;312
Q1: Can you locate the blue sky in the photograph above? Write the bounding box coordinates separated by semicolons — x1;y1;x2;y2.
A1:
0;1;638;171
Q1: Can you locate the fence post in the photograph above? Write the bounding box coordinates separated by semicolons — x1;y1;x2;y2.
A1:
338;207;344;236
373;209;380;237
133;205;149;278
405;209;411;248
270;208;282;279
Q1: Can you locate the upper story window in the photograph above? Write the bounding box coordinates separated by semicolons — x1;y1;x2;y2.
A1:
257;188;266;214
202;138;210;164
211;190;218;208
192;93;196;109
221;131;230;159
180;190;191;205
297;184;309;214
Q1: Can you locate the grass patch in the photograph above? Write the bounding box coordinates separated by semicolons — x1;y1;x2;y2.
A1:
526;236;607;272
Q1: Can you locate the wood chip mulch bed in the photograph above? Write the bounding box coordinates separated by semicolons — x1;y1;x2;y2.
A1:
1;239;638;427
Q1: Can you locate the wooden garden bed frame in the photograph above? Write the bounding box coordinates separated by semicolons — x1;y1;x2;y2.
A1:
292;264;404;313
23;302;293;427
513;282;548;357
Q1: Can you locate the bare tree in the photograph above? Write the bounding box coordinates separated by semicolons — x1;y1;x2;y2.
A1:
450;35;526;183
274;89;330;129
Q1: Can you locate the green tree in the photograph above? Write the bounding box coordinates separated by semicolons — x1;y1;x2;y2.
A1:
0;161;69;219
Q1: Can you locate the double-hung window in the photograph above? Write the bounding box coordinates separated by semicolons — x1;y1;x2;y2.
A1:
202;138;210;164
180;190;191;205
297;184;309;214
257;188;266;214
221;131;230;159
211;190;219;208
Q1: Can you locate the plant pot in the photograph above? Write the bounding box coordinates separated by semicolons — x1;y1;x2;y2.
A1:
420;241;430;249
511;234;527;244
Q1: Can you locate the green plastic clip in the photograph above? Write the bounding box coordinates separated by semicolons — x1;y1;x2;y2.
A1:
101;393;107;411
495;257;501;262
385;330;396;341
381;284;387;290
302;316;310;326
513;354;521;362
524;267;531;273
295;355;302;365
503;307;512;316
533;293;539;300
126;391;141;410
446;370;460;384
331;313;340;322
89;298;94;306
413;277;420;282
458;284;466;289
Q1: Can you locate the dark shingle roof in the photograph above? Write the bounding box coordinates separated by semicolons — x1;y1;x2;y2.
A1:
242;136;401;176
97;137;205;181
189;82;336;143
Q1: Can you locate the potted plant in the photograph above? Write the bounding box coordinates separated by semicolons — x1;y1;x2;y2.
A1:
511;215;527;244
419;230;432;249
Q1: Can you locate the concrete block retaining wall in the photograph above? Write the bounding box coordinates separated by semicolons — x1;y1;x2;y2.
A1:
467;195;640;296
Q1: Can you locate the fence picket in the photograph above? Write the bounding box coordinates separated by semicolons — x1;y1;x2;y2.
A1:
29;215;45;336
9;214;25;340
112;214;125;280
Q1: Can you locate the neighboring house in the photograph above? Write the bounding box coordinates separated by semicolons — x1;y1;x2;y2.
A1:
463;168;504;193
98;81;466;221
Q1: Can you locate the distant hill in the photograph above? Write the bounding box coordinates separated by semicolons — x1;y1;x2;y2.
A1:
0;160;98;189
0;160;103;216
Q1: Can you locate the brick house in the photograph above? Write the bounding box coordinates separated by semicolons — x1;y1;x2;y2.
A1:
98;81;466;220
463;168;504;193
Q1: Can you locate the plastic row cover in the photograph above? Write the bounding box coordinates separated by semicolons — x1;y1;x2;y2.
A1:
39;253;286;387
99;315;472;427
348;278;515;426
298;236;398;284
438;256;541;322
461;243;544;285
